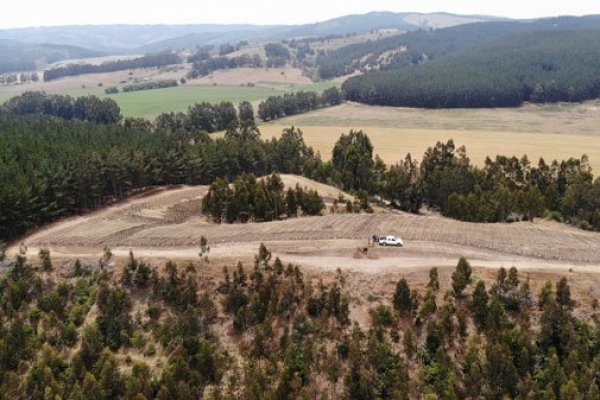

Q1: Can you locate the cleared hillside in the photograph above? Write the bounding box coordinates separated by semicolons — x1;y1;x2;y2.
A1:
21;178;600;266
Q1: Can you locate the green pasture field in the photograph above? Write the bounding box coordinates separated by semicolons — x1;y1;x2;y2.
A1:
0;81;340;117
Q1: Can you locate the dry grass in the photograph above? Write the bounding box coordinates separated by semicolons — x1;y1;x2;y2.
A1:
0;64;191;99
226;43;266;59
261;102;600;171
49;54;143;67
193;67;312;87
0;67;335;117
311;30;403;52
403;13;487;29
279;175;353;202
267;102;600;135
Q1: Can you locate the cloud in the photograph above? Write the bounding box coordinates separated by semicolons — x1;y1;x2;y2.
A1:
2;0;600;29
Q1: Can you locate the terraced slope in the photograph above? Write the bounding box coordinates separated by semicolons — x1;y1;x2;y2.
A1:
22;178;600;265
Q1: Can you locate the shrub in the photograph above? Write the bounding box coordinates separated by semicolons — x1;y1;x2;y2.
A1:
546;211;564;223
122;79;178;92
373;304;394;326
144;344;156;357
592;209;600;231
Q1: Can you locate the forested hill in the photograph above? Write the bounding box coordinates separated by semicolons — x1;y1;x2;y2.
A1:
342;28;600;108
317;15;600;79
0;241;597;399
0;39;101;73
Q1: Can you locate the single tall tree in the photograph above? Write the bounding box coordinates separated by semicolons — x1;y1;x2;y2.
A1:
472;280;489;330
428;267;440;292
38;247;52;272
393;278;413;314
199;236;210;280
452;257;472;297
556;277;573;309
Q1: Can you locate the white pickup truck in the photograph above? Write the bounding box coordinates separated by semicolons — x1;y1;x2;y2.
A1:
378;235;404;247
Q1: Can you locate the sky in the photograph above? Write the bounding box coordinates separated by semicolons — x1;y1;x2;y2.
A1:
3;0;600;29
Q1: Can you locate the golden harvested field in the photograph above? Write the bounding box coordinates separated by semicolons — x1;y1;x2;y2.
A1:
260;102;600;171
16;176;600;272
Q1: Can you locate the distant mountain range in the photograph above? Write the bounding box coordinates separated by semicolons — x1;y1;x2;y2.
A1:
0;11;501;55
4;10;599;85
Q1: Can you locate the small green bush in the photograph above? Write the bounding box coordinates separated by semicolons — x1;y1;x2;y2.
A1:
545;211;564;223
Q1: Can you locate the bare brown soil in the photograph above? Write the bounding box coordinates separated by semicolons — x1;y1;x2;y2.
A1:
10;176;600;280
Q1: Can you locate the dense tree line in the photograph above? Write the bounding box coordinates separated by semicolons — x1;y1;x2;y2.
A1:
257;87;343;121
219;43;236;56
1;72;40;85
187;54;263;79
264;43;291;59
0;73;19;85
3;91;121;124
0;103;329;241
202;173;324;223
121;79;178;92
332;130;375;192
187;48;212;63
284;37;318;65
368;139;599;228
344;29;600;108
1;92;598;243
0;243;598;398
421;141;599;227
264;43;291;68
43;52;181;81
300;128;599;229
153;100;252;133
217;41;248;57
